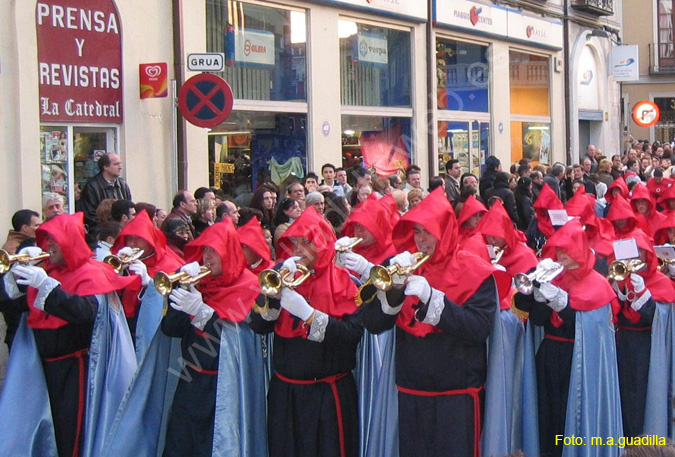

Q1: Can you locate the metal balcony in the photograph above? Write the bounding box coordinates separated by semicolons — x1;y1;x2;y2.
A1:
571;0;614;16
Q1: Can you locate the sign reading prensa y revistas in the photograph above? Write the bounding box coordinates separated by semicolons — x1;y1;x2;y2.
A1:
36;0;123;123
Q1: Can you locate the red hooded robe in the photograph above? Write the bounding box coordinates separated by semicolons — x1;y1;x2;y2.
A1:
533;184;564;238
565;187;614;257
342;194;397;265
606;177;629;205
607;194;645;239
457;196;491;263
236;217;273;275
630;184;665;237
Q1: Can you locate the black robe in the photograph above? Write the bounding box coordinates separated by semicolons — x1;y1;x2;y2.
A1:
515;292;575;457
360;277;496;457
0;277;97;457
249;292;364;457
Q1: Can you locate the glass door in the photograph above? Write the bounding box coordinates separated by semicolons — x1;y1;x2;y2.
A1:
438;120;489;177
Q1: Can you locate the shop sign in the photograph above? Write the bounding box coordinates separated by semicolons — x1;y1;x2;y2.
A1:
434;0;508;37
507;11;563;50
355;33;388;65
226;27;275;67
578;46;600;110
611;45;639;82
36;0;123;123
139;63;168;99
632;101;660;128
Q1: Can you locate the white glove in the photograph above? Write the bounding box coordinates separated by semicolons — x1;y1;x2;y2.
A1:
389;251;417;286
334;237;353;251
538;258;556;271
342;252;373;278
14;265;51;290
493;264;507;272
118;246;139;258
128;260;151;286
17;246;44;266
631;274;646;294
281;256;302;274
180;261;201;278
668;264;675;278
169;286;208;316
280;288;315;321
404;275;432;303
538;282;561;301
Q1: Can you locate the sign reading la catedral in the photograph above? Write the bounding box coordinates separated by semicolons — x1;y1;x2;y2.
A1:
36;0;123;123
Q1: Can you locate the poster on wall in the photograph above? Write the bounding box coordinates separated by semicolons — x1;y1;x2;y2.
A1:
36;0;123;123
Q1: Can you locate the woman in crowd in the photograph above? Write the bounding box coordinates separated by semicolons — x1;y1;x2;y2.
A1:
273;197;303;248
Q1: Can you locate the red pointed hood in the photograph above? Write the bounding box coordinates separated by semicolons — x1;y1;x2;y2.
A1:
533;184;564;237
236;216;273;273
342;194;397;264
478;199;537;276
542;219;618;312
378;193;401;226
622;230;675;303
276;207;359;337
566;187;614;256
112;211;183;276
659;183;675;207
631;184;657;216
654;210;675;245
457;195;488;238
30;213;139;329
183;219;260;322
606;177;629;204
607;194;640;237
392;188;511;336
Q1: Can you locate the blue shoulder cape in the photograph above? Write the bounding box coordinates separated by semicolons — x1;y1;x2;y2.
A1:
134;283;165;363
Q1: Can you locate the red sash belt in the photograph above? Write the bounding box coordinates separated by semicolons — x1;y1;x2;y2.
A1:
545;334;575;343
43;348;89;457
617;325;651;332
396;384;484;457
275;371;350;457
187;365;219;375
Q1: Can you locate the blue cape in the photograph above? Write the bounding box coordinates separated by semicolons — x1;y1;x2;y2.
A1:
133;283;165;363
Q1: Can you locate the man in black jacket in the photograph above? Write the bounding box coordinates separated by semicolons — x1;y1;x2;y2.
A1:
80;153;132;228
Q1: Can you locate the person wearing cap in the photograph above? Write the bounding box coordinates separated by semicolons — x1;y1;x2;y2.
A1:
514;219;622;457
0;213;139;456
359;188;510;457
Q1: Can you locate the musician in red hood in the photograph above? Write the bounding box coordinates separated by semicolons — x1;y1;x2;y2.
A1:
161;219;261;457
607;194;648;238
359;188;510;457
249;207;364;457
659;184;675;215
456;195;491;263
0;213;138;457
514;219;619;457
603;176;630;217
608;230;675;438
526;183;564;256
237;216;273;274
630;183;665;237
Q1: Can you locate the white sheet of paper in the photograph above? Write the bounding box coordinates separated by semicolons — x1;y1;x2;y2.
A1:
613;238;639;260
548;209;569;226
654;245;675;260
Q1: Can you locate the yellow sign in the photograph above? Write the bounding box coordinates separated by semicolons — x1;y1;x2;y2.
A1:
214;162;235;174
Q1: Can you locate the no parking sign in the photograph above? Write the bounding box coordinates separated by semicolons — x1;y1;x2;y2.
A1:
178;73;234;128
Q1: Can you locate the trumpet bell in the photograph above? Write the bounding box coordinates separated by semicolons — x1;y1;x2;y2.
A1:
607;259;646;282
368;252;430;292
515;261;564;295
153;267;212;297
103;248;142;274
0;249;50;274
259;264;311;297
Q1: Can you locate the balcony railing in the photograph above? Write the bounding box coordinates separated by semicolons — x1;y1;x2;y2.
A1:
649;43;675;75
571;0;614;16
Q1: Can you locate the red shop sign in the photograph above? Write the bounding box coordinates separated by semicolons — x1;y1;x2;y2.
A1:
36;0;123;123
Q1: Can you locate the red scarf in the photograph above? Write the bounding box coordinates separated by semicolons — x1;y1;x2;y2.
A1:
237;217;273;274
392;188;511;337
342;194;397;265
184;220;260;322
275;207;358;338
28;213;139;329
533;184;564;237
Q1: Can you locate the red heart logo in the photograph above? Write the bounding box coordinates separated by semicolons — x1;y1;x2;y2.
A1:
526;26;533;38
470;6;482;26
145;65;162;78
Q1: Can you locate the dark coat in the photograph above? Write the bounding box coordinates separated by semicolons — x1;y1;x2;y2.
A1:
80;173;132;228
485;182;519;227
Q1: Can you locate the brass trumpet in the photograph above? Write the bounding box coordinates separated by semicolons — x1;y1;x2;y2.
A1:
154;266;212;297
103;248;144;274
259;264;311;297
0;249;50;274
606;259;646;282
369;252;430;291
514;261;564;295
658;257;675;273
335;237;363;253
490;246;504;266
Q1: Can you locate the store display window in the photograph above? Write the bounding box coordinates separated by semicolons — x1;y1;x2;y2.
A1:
436;39;489;113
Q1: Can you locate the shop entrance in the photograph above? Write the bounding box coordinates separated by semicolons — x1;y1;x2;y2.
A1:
437;120;489;177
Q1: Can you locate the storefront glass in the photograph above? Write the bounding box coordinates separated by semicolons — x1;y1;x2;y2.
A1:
339;20;411;107
510;122;551;164
206;1;307;102
653;97;675;144
207;111;307;199
437;121;489;177
436;39;489;113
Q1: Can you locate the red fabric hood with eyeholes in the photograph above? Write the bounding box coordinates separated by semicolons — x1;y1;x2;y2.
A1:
112;211;183;277
184;219;260;322
565;187;614;257
607;194;643;238
342;194;397;265
606;177;629;204
391;188;511;336
630;183;665;236
533;184;564;237
236;216;273;274
276;207;358;338
541;219;618;313
29;213;139;329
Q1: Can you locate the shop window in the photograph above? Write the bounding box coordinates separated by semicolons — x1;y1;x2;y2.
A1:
208;111;307;198
659;0;675;69
206;1;307;102
340;115;411;181
339;20;411;107
436;39;489;113
40;125;117;216
510;51;551;164
654;97;675;144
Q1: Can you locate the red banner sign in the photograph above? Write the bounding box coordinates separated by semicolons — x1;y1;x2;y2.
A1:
36;0;123;123
140;63;168;99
